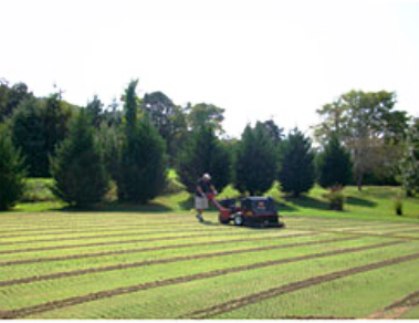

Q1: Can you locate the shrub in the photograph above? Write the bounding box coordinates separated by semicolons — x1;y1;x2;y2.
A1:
323;187;345;211
394;196;403;216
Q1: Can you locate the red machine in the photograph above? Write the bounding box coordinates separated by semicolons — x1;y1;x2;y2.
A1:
208;194;284;228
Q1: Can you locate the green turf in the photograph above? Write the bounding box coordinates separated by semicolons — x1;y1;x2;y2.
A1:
1;186;419;319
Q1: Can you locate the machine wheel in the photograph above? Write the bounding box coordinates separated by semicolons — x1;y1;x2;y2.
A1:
233;214;244;226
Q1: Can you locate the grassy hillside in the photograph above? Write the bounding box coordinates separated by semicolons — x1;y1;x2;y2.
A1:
10;173;419;222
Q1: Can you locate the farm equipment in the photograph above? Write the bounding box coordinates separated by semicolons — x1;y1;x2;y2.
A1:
208;194;284;228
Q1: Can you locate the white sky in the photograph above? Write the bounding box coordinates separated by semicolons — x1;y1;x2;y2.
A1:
1;0;419;138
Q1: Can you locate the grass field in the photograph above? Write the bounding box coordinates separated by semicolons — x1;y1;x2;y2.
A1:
0;208;419;319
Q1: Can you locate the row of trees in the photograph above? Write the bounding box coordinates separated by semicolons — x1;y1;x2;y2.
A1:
0;78;418;210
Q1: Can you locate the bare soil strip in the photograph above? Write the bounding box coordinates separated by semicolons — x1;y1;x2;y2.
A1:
0;230;300;255
0;235;357;287
367;290;419;319
280;315;354;319
0;240;405;319
184;251;419;319
0;233;315;267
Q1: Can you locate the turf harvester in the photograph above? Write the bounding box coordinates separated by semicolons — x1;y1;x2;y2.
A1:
207;194;284;228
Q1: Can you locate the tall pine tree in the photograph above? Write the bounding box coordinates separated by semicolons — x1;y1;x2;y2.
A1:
177;126;231;194
317;135;352;189
0;125;26;210
278;128;315;197
234;122;278;195
50;110;109;207
117;80;168;203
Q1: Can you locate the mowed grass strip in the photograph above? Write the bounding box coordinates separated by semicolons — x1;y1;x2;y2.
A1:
0;234;356;286
0;224;238;245
0;237;408;316
215;258;419;319
185;253;419;319
0;232;316;267
291;226;419;241
22;240;419;319
0;229;311;257
0;220;208;239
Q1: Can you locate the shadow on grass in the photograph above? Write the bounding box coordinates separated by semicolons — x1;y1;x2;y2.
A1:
346;196;377;208
55;201;173;213
284;195;329;210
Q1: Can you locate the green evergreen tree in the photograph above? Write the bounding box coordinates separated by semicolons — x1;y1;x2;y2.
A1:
177;126;232;194
279;128;315;197
85;95;103;128
50;110;109;207
10;93;73;177
317;135;352;189
11;97;47;176
117;80;168;203
0;125;26;210
234;122;278;195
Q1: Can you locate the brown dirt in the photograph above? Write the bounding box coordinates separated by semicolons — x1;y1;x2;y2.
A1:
368;290;419;319
184;251;419;319
0;232;314;267
280;315;354;319
0;240;406;319
0;235;355;287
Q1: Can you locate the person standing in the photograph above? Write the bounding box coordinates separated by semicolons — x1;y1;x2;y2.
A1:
195;173;217;222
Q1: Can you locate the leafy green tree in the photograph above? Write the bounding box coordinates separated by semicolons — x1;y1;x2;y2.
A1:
278;128;315;197
50;110;109;207
317;134;352;189
234;122;278;195
314;90;409;189
117;80;168;203
141;92;188;165
260;119;284;144
177;126;232;194
0;80;32;122
187;103;225;134
0;125;26;210
399;118;419;196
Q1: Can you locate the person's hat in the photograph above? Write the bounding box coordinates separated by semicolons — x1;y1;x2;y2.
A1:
203;173;211;180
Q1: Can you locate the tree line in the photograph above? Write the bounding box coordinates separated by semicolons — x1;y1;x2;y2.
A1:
0;78;418;210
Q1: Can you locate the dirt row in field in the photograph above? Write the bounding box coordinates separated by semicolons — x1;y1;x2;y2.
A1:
0;240;406;318
0;232;315;267
0;229;297;255
0;235;358;287
367;290;419;319
184;252;419;319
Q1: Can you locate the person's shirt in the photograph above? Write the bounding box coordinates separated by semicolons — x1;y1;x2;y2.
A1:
195;179;213;197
